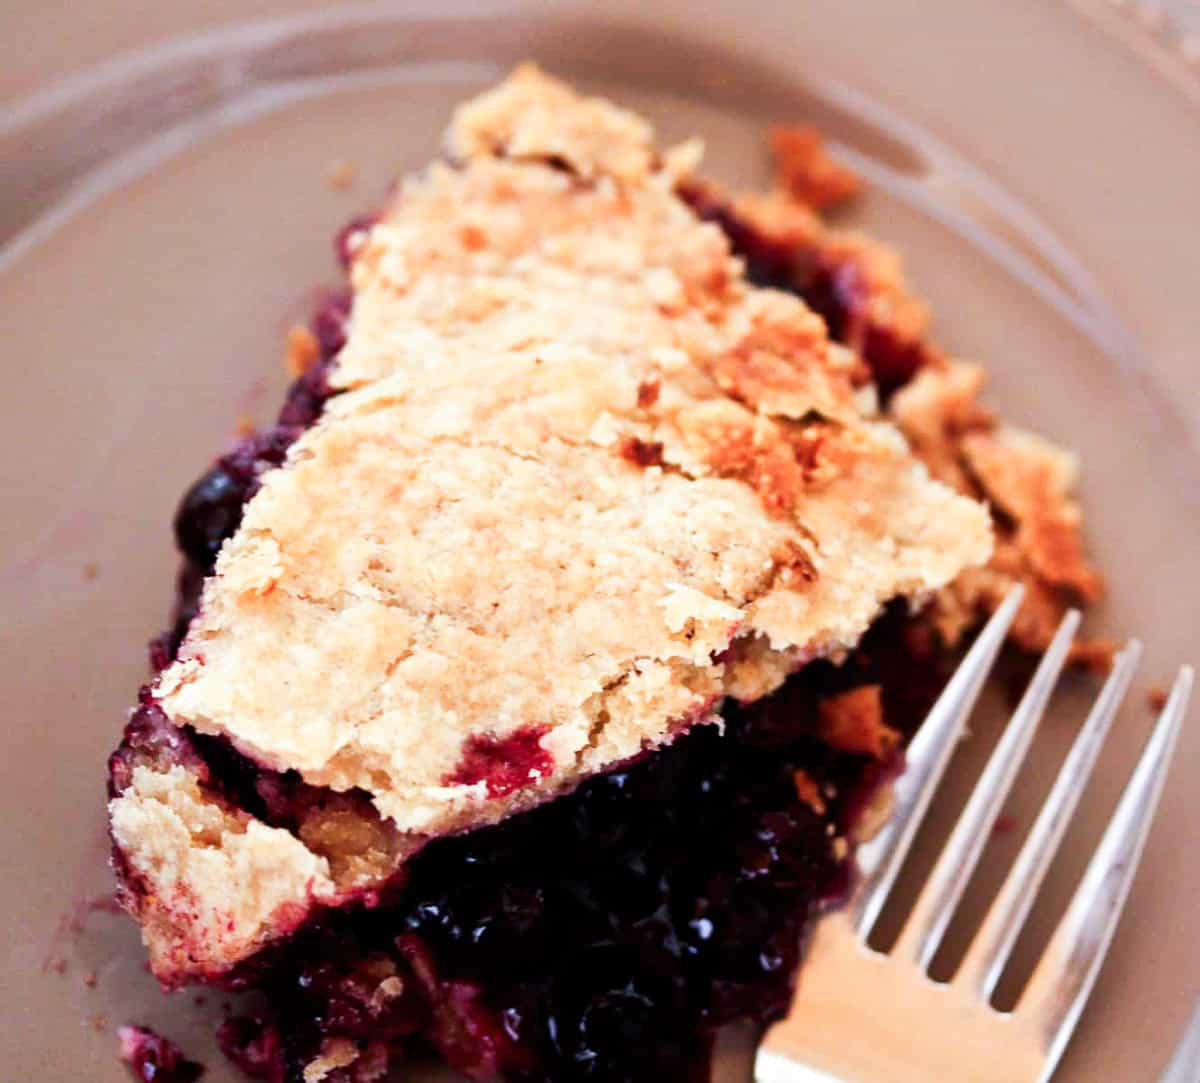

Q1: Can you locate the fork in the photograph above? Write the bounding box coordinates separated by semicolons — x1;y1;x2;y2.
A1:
756;585;1194;1083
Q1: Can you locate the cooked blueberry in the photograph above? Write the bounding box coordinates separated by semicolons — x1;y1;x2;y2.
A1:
543;947;692;1080
173;465;248;567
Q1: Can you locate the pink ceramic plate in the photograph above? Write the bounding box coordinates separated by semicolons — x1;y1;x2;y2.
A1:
2;3;1197;1080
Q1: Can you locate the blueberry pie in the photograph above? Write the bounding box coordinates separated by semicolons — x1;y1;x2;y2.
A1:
106;66;1101;1082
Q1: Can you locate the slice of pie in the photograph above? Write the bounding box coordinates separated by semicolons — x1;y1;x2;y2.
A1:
104;66;1102;1083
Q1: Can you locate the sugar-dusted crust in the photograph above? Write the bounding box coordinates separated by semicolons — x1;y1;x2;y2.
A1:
115;66;991;980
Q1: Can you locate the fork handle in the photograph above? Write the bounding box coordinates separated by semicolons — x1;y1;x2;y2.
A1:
758;915;1043;1083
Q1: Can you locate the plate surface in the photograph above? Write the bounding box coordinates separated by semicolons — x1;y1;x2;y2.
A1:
2;3;1197;1081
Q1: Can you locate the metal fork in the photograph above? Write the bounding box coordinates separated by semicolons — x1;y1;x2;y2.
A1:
756;586;1194;1083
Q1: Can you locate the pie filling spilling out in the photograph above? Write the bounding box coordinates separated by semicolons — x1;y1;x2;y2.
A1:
106;67;1105;1083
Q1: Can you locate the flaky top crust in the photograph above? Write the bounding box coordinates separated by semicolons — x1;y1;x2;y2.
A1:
157;66;988;832
112;66;990;979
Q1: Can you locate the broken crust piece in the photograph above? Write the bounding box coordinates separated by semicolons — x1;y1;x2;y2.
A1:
110;65;990;982
889;363;1108;660
109;765;337;976
961;427;1102;601
768;125;864;212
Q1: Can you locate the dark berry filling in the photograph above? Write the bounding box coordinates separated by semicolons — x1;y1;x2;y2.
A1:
216;1017;284;1083
115;198;952;1082
445;725;556;798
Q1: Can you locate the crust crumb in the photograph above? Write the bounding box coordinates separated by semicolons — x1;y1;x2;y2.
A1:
793;768;827;815
961;428;1103;601
769;124;863;211
326;160;356;190
816;685;899;760
1066;638;1115;674
285;324;321;378
304;1038;360;1082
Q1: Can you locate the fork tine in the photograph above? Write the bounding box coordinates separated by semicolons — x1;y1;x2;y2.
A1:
892;610;1081;969
1019;664;1192;1083
852;585;1024;939
953;640;1143;1000
1158;1000;1200;1083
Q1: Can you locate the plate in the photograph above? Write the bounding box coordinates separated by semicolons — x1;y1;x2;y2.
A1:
2;3;1197;1080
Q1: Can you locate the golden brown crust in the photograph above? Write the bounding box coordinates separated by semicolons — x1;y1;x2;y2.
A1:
885;360;993;491
160;68;988;840
162;337;988;836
